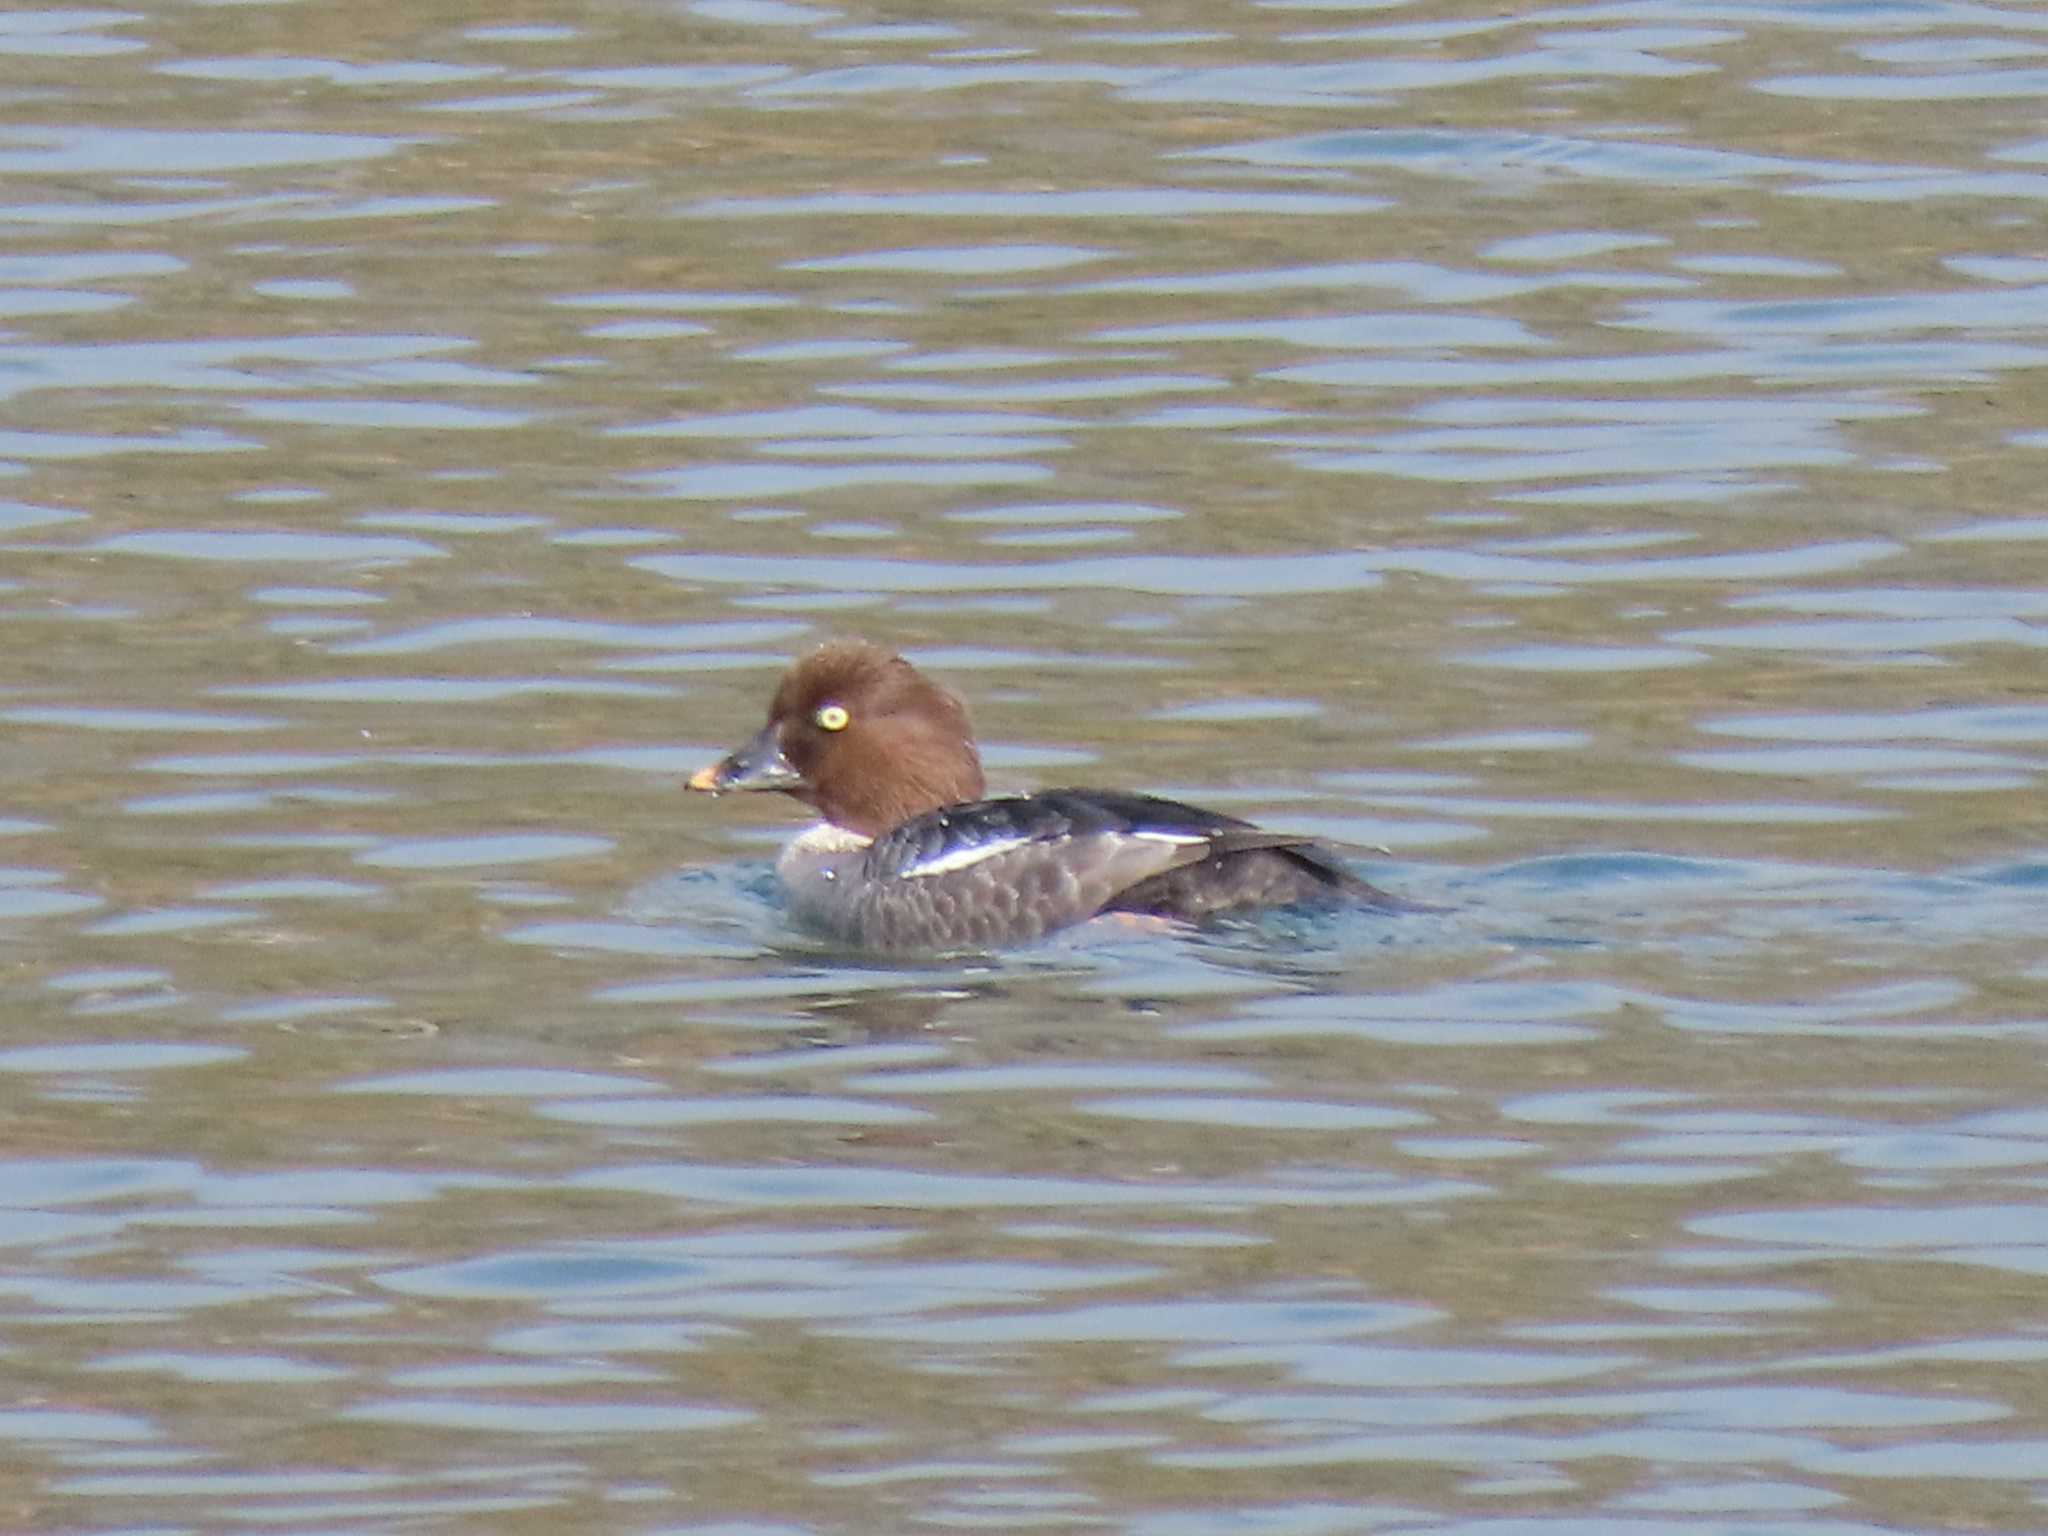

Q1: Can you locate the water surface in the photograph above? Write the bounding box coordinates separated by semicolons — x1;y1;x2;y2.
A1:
3;1;2045;1531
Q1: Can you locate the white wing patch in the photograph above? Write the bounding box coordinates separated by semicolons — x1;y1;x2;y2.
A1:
1132;831;1210;849
902;836;1037;878
903;828;1210;879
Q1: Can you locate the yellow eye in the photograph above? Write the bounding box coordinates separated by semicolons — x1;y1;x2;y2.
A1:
814;703;850;732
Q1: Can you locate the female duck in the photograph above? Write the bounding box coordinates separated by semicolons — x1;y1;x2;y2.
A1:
688;639;1410;952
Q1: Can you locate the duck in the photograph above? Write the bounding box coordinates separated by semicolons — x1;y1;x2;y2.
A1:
686;639;1413;952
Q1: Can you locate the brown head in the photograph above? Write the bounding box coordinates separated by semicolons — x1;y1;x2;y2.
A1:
686;639;986;837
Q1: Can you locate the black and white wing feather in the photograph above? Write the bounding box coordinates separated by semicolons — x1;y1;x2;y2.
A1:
831;790;1399;950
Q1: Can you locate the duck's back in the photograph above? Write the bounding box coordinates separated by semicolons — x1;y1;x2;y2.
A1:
783;789;1398;951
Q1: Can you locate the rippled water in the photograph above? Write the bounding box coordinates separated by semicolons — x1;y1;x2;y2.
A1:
3;1;2045;1531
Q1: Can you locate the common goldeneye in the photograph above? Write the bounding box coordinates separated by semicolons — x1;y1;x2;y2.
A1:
687;639;1411;952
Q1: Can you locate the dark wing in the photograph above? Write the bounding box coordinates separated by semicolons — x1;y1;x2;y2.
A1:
1074;791;1416;920
850;790;1410;949
853;792;1223;950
